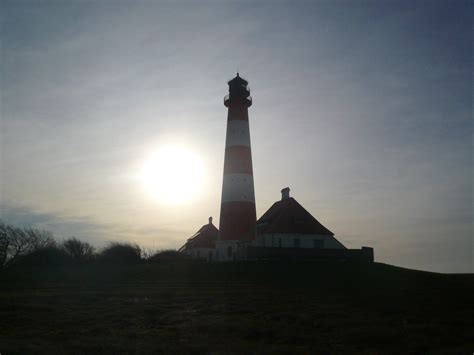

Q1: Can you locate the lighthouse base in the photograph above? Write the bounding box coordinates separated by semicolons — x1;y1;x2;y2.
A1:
215;240;251;262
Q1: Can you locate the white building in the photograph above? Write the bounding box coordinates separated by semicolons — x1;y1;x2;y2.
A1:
255;188;345;250
179;187;346;262
178;217;218;261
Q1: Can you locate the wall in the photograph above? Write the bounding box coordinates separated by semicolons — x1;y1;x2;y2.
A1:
246;246;374;263
190;247;215;262
255;233;346;250
215;240;241;262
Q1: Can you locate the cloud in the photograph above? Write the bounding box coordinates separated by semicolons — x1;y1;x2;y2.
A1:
1;1;471;272
0;202;191;250
0;203;110;245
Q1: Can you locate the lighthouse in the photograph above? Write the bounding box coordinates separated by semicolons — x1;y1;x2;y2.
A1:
216;74;256;261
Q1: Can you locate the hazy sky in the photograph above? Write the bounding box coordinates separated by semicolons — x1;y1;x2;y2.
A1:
1;0;471;273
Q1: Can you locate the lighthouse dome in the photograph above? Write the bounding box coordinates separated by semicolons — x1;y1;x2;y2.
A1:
228;73;248;86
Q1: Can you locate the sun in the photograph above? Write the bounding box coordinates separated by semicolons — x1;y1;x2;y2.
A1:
141;145;204;205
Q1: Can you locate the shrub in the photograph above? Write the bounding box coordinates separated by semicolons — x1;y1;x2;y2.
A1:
62;237;95;263
146;249;188;263
98;242;141;264
14;245;72;267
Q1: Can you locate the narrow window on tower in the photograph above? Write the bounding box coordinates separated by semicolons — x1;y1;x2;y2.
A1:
294;238;300;248
227;246;232;258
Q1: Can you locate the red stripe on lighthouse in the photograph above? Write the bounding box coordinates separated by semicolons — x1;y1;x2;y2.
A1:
219;202;257;241
223;146;253;175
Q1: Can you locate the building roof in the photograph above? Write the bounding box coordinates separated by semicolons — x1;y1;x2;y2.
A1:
257;194;334;236
179;218;218;251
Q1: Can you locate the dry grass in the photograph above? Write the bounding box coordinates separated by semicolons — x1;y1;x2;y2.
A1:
1;261;472;354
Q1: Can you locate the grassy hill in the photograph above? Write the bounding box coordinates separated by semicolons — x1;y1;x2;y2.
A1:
1;261;472;354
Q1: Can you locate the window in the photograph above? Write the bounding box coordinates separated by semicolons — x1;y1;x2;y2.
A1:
227;246;233;258
197;250;200;258
278;238;282;248
313;239;323;249
293;238;300;248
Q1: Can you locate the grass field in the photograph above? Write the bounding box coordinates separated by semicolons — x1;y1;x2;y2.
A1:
1;261;472;354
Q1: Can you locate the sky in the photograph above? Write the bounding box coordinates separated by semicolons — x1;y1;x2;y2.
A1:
1;0;472;273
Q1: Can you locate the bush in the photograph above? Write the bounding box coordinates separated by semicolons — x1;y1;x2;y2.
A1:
146;249;188;263
14;245;72;267
98;242;141;264
62;238;95;263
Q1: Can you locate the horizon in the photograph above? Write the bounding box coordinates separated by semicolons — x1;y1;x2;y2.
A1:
1;1;472;273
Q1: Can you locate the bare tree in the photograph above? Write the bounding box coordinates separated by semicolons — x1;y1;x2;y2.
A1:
0;221;56;268
24;227;55;250
63;237;95;262
0;222;10;267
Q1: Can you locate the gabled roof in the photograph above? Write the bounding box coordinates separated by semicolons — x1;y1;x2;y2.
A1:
179;220;218;251
257;197;334;236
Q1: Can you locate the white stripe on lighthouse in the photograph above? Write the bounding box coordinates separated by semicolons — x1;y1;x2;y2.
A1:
225;120;251;148
221;173;255;203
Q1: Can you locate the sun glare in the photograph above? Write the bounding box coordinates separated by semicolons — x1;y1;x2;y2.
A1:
141;145;204;205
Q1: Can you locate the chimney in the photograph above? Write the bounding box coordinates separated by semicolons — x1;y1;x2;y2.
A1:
281;187;290;200
209;216;213;225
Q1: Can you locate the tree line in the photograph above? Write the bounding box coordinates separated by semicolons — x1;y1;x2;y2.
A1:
0;221;184;268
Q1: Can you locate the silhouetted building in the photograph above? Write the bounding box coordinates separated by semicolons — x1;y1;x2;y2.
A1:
216;73;256;261
178;75;374;263
256;187;345;249
178;217;218;261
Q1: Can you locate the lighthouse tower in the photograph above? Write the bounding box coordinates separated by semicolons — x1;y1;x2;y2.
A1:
216;74;256;261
